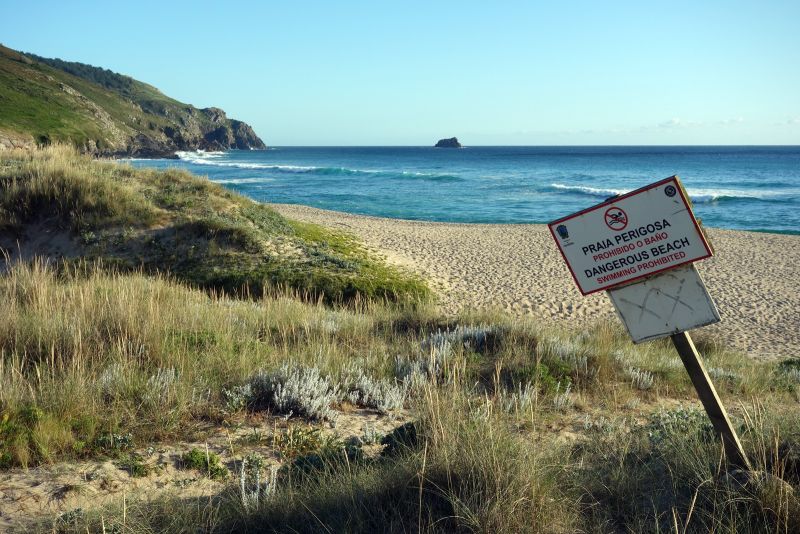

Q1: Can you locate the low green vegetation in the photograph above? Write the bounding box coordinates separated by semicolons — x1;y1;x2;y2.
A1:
115;452;150;478
181;448;228;480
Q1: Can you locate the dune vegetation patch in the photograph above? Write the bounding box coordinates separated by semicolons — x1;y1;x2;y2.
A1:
0;145;429;303
0;260;799;531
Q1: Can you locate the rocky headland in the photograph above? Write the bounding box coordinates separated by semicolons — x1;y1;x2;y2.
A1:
0;45;266;157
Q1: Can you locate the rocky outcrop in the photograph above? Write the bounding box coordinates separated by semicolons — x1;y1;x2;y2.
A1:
118;107;266;157
0;130;35;151
435;137;462;148
117;106;266;157
125;134;179;159
229;120;265;150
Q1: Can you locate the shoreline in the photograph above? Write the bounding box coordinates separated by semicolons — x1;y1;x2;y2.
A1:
119;148;800;235
271;203;800;361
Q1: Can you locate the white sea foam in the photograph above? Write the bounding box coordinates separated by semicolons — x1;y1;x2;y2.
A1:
175;150;225;162
549;183;628;198
171;154;462;180
549;183;796;204
210;178;274;184
176;152;321;171
684;188;791;202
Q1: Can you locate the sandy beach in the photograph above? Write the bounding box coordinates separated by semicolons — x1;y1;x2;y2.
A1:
272;204;800;361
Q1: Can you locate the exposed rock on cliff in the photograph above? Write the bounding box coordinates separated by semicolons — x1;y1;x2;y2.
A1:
0;129;35;151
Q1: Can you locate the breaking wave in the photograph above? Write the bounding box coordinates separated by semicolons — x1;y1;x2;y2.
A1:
211;177;274;184
547;183;628;198
175;151;462;181
175;150;225;161
547;183;796;204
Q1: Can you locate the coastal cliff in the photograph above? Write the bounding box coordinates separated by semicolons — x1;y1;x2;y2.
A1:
0;45;266;157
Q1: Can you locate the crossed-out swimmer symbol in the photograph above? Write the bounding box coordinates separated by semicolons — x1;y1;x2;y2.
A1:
604;207;628;231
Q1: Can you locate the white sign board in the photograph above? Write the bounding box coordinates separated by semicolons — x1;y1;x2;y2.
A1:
548;176;712;295
607;264;720;343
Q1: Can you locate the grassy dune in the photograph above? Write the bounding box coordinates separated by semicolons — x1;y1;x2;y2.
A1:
0;260;422;467
1;149;800;532
1;261;799;532
0;146;429;302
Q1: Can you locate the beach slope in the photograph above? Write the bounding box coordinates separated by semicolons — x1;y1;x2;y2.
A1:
272;204;800;360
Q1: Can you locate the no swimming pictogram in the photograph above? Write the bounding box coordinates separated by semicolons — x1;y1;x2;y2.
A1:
604;207;628;231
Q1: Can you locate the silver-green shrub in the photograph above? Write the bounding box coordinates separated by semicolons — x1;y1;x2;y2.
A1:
421;324;494;355
98;362;126;399
239;454;276;512
222;383;253;412
143;367;178;404
552;382;574;411
499;381;537;414
249;364;340;422
341;363;407;413
625;367;654;390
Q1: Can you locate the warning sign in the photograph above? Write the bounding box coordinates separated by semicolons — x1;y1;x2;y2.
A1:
548;176;712;295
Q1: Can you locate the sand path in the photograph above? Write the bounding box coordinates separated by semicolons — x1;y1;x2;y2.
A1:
272;204;800;361
0;409;408;530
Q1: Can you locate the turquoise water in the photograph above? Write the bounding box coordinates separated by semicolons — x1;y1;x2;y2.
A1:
128;146;800;233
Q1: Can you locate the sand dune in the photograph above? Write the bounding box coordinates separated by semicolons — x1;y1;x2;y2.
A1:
272;204;800;361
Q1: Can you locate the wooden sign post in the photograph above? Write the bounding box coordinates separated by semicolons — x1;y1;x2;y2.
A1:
549;176;751;471
671;331;751;470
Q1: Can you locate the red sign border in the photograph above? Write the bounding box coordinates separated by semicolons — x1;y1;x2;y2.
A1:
548;176;713;296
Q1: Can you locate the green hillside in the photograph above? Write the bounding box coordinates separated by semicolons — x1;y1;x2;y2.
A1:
0;44;265;156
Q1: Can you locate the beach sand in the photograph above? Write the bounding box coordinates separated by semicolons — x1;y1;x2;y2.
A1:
272;204;800;361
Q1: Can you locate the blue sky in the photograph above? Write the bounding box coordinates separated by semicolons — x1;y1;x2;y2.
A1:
2;1;798;145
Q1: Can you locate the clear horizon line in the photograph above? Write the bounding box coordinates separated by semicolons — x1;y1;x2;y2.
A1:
254;143;800;148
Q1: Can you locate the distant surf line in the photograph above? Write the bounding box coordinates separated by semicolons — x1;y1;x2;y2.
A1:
547;183;797;204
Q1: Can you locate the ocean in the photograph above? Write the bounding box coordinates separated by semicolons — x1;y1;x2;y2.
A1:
127;146;800;234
